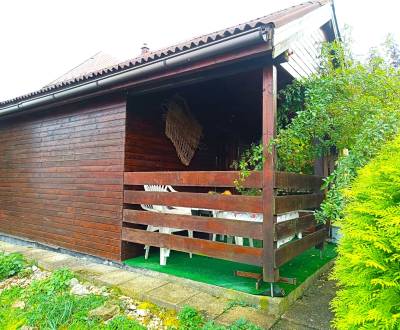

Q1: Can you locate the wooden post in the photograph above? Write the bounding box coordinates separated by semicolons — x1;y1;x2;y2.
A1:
262;65;279;283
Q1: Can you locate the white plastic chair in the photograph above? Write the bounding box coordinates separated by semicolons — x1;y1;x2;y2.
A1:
141;185;193;265
212;211;301;248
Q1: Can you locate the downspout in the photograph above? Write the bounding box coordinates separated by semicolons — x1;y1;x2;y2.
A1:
0;25;272;117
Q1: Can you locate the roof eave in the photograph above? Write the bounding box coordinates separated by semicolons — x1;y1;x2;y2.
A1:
0;25;272;117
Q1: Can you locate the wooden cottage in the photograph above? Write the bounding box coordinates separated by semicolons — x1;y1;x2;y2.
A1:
0;1;339;285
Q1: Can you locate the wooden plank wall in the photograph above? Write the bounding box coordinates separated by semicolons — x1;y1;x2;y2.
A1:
125;98;215;173
0;95;126;261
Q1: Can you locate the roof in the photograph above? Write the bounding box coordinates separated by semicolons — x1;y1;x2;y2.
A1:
44;52;119;87
0;0;330;107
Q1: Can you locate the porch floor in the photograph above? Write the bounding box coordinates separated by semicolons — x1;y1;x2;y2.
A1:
124;243;336;295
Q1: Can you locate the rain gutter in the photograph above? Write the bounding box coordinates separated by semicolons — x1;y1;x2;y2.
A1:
0;25;272;117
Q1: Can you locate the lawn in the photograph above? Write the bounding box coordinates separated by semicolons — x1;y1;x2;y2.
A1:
0;251;262;330
124;243;337;295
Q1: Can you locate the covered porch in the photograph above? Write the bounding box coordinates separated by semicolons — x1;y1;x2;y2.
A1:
120;62;330;294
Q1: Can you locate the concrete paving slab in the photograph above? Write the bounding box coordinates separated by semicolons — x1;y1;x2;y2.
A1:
215;306;276;329
146;283;201;309
73;262;119;277
36;254;77;270
0;241;14;249
280;272;334;330
0;237;336;330
119;276;169;300
180;292;230;319
95;269;141;286
0;244;30;254
22;248;56;261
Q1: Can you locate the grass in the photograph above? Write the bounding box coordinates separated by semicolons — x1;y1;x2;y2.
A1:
124;243;337;295
0;266;145;329
0;252;26;281
0;252;263;329
177;306;261;330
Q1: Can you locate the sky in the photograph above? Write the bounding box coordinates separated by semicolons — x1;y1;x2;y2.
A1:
0;0;399;101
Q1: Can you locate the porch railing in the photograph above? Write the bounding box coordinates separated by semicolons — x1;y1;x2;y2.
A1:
122;170;327;281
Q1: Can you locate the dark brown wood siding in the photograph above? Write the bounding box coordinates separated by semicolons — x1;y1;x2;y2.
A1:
124;96;216;173
0;95;126;261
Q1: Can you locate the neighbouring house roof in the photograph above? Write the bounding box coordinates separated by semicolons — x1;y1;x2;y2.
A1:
0;0;334;111
44;52;120;87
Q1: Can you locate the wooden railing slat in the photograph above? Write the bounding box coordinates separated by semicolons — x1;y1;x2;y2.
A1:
124;190;263;213
124;171;323;192
123;209;263;240
275;171;323;192
275;213;317;240
124;171;262;188
274;193;324;214
274;227;328;267
122;227;263;266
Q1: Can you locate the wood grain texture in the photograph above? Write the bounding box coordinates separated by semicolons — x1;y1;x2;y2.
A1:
275;213;317;240
124;190;262;213
0;95;126;261
275;227;328;267
122;227;263;266
275;171;323;192
123;209;263;239
274;193;324;214
124;171;262;188
262;65;279;282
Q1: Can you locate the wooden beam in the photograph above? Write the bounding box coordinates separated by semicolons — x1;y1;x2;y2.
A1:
124;171;262;188
122;227;263;266
275;213;317;240
124;190;262;213
123;209;263;240
274;193;324;214
275;171;323;192
124;170;322;191
262;65;279;282
275;227;328;267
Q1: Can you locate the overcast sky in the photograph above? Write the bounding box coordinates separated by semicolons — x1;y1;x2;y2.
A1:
0;0;399;101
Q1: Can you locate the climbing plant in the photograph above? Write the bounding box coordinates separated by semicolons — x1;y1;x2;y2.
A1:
234;37;400;223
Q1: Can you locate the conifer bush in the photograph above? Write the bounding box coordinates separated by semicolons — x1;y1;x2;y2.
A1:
331;135;400;329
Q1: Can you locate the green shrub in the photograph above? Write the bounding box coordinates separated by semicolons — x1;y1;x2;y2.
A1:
178;306;205;330
0;252;25;280
104;315;146;330
331;135;400;329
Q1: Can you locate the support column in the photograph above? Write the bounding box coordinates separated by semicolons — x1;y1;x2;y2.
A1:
262;65;279;283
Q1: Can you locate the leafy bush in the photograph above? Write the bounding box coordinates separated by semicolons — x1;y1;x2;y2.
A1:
234;38;400;222
0;252;25;280
104;315;146;330
331;135;400;329
178;306;205;330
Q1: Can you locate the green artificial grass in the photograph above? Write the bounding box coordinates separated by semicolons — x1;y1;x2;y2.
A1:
124;243;337;295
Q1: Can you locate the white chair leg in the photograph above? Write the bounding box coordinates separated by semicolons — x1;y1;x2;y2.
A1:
144;245;150;259
235;236;244;246
249;238;254;247
160;248;167;266
188;230;193;258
